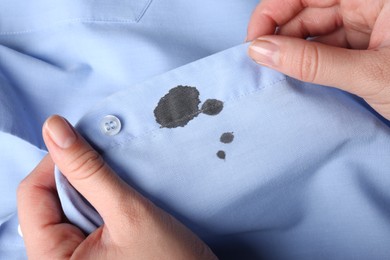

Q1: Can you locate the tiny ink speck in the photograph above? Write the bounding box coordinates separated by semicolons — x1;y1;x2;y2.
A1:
220;132;234;144
201;99;224;115
217;150;226;160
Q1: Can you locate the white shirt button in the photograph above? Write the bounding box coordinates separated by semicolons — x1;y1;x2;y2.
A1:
18;224;23;237
100;115;122;136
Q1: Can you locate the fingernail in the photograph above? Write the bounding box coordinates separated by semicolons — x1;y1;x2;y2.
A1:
44;115;77;149
248;39;279;67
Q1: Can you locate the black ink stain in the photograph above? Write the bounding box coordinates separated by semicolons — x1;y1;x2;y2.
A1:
217;150;226;160
154;86;232;160
220;132;234;144
201;99;224;115
154;86;224;128
154;86;201;128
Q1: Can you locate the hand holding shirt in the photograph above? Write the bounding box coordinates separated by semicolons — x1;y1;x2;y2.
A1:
248;0;390;120
17;115;218;260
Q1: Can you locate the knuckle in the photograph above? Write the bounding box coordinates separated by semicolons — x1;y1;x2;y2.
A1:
297;43;320;83
66;149;106;181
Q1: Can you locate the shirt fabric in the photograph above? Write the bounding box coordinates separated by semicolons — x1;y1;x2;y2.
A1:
1;1;390;259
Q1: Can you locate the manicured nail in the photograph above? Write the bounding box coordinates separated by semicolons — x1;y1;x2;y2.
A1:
248;39;279;67
44;115;77;149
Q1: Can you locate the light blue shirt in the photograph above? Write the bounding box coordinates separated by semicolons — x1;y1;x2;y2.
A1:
1;1;390;259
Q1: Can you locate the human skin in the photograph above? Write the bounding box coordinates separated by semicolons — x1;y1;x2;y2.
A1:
17;115;217;260
247;0;390;120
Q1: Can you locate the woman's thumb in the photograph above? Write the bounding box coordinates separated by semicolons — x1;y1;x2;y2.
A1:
248;35;389;99
42;115;145;225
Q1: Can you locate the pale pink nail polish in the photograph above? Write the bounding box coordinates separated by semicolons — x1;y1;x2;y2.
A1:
248;39;279;67
44;115;77;149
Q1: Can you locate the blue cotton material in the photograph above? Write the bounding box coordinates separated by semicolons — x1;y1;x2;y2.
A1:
1;1;390;259
56;43;390;259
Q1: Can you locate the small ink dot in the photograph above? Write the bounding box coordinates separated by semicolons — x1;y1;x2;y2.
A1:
201;99;224;115
220;132;234;144
217;150;226;160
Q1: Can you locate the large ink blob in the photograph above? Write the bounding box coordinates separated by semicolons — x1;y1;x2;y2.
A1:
154;86;202;128
154;85;224;128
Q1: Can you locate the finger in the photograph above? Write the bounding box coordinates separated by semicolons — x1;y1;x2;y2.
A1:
42;115;148;227
248;35;390;99
368;2;390;49
18;155;60;239
278;6;342;39
247;0;339;41
311;28;350;48
17;155;85;258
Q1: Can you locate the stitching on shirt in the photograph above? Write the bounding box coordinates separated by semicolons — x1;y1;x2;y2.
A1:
0;18;140;36
103;77;288;151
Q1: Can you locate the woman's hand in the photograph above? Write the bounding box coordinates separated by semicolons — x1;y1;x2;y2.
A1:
247;0;390;120
17;115;217;260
